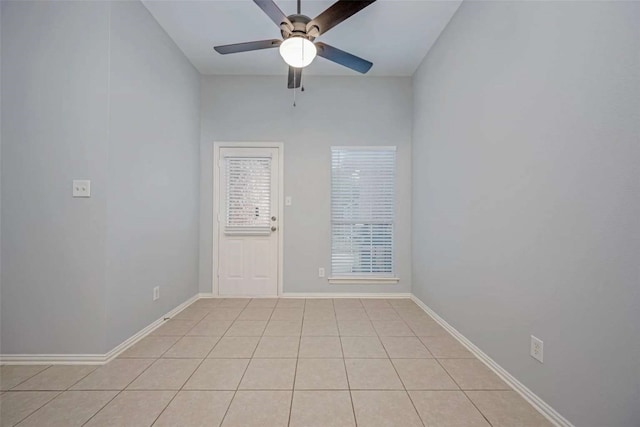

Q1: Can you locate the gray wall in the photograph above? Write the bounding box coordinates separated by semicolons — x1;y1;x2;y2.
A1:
411;2;640;427
200;76;412;295
1;1;110;354
105;1;200;350
1;1;200;354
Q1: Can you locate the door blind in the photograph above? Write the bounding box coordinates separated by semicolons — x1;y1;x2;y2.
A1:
225;156;272;235
331;147;396;276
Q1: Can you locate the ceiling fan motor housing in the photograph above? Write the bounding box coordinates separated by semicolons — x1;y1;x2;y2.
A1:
281;14;316;41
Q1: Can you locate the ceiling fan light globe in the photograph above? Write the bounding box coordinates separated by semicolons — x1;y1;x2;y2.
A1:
279;37;316;68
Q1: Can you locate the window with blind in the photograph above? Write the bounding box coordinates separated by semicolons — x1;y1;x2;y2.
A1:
331;147;396;280
224;156;272;235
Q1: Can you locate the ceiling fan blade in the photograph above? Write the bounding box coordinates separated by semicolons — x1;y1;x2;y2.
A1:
254;0;293;30
315;42;372;74
307;0;376;36
214;39;282;55
288;67;302;89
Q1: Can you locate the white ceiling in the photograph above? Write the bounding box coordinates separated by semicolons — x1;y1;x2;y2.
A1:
142;0;462;76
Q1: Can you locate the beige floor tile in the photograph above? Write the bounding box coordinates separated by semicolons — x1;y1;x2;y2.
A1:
188;298;219;310
184;359;249;390
17;390;117;427
0;391;59;427
405;319;448;336
84;390;175;426
372;320;415;337
254;336;300;358
351;390;423;427
360;299;392;309
173;308;210;322
216;299;251;308
13;366;96;391
263;320;302;336
393;359;459;390
119;335;180;358
409;390;490;427
221;391;291;427
341;337;387;358
439;359;509;390
72;359;154;390
302;320;339;336
420;336;474;358
204;308;243;320
381;337;433;358
335;308;369;321
239;359;296;390
186;320;232;336
298;337;343;358
276;299;305;309
154;390;233;427
305;299;333;310
127;358;200;390
295;359;348;390
163;336;219;358
387;299;416;308
333;299;363;309
270;308;304;321
344;359;403;390
208;337;259;358
152;319;198;336
290;391;355;427
224;320;267;336
237;308;274;321
338;320;377;336
0;366;49;391
304;308;337;320
246;298;278;308
466;391;552;426
366;308;401;321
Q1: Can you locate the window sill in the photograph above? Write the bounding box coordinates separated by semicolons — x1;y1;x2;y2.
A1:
328;277;400;285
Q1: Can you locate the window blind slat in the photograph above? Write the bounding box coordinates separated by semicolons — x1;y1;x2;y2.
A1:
225;157;271;235
331;147;396;277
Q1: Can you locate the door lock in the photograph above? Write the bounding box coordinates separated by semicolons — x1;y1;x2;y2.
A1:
271;216;277;221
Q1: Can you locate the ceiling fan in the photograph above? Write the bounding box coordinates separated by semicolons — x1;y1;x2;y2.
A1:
214;0;376;89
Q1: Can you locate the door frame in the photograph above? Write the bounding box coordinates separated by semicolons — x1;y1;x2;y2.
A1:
212;141;285;297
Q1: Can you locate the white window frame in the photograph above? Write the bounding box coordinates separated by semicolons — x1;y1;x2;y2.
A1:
329;146;399;285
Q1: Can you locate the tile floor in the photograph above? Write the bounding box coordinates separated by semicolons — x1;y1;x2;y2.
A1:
0;298;552;426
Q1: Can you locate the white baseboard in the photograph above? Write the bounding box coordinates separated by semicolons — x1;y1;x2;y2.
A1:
102;294;200;364
281;292;412;299
410;295;573;427
0;294;199;365
199;292;412;299
0;354;108;365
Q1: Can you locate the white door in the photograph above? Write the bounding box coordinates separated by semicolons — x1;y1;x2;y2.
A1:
217;147;280;296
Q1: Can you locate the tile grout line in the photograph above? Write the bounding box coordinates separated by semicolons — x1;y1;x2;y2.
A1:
85;298;225;426
218;298;274;427
6;365;53;391
338;298;358;427
148;300;234;426
12;364;99;426
287;298;306;427
379;301;427;427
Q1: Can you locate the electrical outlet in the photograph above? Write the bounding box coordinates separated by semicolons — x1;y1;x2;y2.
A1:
318;267;325;278
72;180;91;198
530;335;543;363
153;286;160;301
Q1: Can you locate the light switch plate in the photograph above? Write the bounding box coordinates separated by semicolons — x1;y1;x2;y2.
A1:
73;180;91;198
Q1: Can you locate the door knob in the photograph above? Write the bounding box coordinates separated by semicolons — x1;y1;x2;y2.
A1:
271;226;277;232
